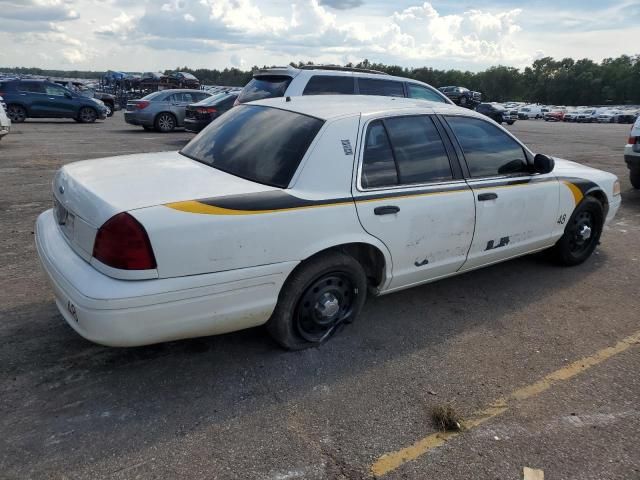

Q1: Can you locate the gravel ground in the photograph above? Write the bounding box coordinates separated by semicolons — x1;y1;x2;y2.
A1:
1;114;639;479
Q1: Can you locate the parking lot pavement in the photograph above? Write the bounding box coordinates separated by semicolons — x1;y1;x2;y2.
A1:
1;115;639;479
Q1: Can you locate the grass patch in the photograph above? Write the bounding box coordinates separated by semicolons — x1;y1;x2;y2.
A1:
431;404;463;432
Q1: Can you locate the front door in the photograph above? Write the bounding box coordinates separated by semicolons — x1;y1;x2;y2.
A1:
42;83;78;118
443;115;560;270
353;114;476;291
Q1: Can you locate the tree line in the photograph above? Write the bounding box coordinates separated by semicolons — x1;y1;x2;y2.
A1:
3;54;639;105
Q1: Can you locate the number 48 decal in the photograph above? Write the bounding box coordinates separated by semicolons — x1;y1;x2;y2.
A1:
557;213;567;225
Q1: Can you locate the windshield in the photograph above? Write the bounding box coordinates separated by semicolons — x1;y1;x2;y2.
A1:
180;105;324;188
237;76;293;103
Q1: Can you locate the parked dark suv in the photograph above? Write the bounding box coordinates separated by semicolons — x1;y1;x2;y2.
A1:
438;86;481;107
0;79;107;123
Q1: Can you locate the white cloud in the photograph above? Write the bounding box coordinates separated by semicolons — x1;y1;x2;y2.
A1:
95;11;135;38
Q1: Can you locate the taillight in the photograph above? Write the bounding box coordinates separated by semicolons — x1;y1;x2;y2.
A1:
93;213;156;270
628;136;638;145
196;107;217;114
136;101;150;110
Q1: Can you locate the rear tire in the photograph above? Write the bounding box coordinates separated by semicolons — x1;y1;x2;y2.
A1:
267;251;367;350
630;170;640;189
78;107;97;123
551;197;604;266
154;113;176;132
7;104;26;123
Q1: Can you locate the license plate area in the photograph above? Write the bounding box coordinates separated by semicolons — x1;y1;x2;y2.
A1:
53;198;75;239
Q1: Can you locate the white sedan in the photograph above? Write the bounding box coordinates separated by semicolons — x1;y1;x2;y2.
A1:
36;96;621;349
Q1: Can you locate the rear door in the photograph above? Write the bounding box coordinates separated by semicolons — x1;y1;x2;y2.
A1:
353;114;476;290
442;115;560;270
17;81;46;116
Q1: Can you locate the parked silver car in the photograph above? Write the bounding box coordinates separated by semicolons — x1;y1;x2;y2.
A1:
124;89;211;132
0;96;11;141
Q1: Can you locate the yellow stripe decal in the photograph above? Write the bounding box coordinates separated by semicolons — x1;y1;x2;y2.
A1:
562;180;584;205
370;329;640;477
165;199;353;215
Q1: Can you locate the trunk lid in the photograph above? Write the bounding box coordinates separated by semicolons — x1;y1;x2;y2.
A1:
54;151;276;229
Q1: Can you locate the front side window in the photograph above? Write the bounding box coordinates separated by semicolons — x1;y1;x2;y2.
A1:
407;83;448;103
303;75;355;95
358;78;404;97
361;115;452;188
446;116;528;177
237;76;292;103
180;105;324;188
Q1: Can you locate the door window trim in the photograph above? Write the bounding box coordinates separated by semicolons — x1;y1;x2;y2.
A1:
440;113;535;181
356;114;466;192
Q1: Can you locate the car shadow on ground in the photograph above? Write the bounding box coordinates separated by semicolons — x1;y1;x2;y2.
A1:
0;250;607;474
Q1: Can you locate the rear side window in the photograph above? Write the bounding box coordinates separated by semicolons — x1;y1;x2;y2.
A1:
362;121;398;189
407;84;447;103
238;76;292;103
180;105;324;188
303;75;355;95
18;81;45;94
358;78;404;97
446;116;528;177
44;84;68;96
384;116;452;184
361;115;452;188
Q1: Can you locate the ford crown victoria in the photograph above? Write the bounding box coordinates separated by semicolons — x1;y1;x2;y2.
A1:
35;96;621;349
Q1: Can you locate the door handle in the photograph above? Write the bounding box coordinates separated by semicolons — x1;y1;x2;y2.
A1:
478;192;498;201
374;205;400;215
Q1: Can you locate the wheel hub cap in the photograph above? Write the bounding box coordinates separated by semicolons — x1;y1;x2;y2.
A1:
578;224;592;241
315;293;340;319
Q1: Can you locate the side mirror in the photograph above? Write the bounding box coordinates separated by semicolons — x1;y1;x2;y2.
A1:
533;153;555;174
64;92;73;99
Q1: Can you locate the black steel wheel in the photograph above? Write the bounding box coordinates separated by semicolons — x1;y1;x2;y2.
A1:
7;104;26;123
551;196;604;266
78;107;97;123
295;273;357;343
267;251;368;350
155;113;176;132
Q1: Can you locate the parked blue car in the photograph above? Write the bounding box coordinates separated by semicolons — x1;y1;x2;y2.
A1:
0;79;107;123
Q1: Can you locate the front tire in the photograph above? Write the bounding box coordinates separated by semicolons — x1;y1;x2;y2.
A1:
154;113;176;132
78;107;97;123
459;96;468;107
104;102;114;117
267;251;367;350
551;197;604;266
7;104;26;123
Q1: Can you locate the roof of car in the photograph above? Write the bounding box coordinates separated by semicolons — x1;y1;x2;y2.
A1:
155;89;207;93
249;95;476;121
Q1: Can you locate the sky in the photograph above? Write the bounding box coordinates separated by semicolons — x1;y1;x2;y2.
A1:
0;0;638;72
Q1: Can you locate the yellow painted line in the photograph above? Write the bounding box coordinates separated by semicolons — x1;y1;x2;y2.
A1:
523;467;545;480
370;330;640;477
562;180;584;205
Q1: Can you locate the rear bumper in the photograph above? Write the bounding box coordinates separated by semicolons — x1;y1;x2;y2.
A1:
184;117;209;132
35;210;296;347
124;111;154;127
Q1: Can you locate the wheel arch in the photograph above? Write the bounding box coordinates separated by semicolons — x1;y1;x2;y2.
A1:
585;188;609;218
295;239;392;293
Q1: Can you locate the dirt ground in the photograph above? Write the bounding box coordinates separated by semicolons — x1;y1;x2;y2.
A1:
1;114;639;479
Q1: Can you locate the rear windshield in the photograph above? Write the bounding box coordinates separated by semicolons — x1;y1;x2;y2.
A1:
180;105;324;188
141;91;167;101
237;76;292;103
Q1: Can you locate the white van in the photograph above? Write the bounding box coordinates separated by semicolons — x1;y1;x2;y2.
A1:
518;105;547;120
